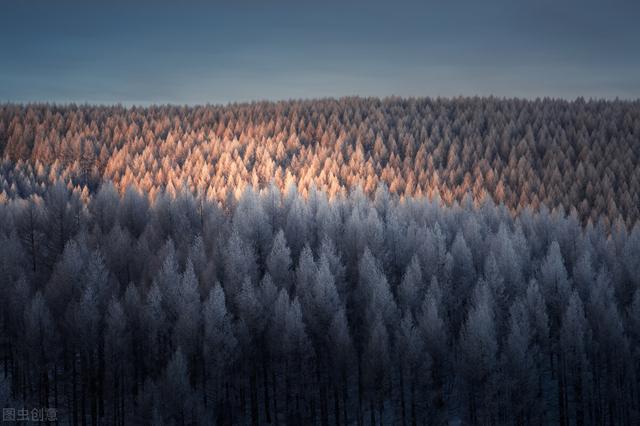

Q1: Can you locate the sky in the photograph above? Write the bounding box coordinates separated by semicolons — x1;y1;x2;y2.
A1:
1;0;639;105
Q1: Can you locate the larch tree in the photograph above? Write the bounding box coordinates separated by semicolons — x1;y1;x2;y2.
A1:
457;281;498;424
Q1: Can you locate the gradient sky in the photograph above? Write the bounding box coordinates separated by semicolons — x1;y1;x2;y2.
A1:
1;0;639;105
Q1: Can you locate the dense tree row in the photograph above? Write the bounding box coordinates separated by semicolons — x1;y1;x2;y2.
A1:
1;182;639;425
0;97;639;226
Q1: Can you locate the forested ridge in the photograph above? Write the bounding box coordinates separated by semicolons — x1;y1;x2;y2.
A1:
0;97;639;425
1;97;639;226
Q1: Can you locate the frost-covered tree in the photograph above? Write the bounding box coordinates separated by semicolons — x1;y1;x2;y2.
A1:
202;283;237;413
173;261;201;372
458;282;498;424
104;296;128;425
266;229;293;291
0;167;638;424
398;254;422;315
560;292;591;426
501;299;540;424
396;311;427;426
162;348;191;425
540;241;571;343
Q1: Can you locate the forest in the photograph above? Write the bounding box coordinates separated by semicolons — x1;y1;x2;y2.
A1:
1;97;639;226
0;98;638;425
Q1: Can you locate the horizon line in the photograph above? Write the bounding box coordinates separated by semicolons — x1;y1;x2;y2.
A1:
2;94;640;109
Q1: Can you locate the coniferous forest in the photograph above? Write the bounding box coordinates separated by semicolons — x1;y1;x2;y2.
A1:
0;98;639;425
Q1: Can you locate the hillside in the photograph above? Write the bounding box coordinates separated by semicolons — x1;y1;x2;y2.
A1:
0;98;639;425
1;97;639;226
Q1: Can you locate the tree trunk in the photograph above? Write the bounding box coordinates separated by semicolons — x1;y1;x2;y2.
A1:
272;369;279;426
225;381;232;426
43;367;49;410
21;356;26;406
411;376;417;426
558;361;566;426
98;343;105;420
468;385;476;426
318;358;328;426
334;383;341;426
73;352;78;426
342;370;348;426
399;364;406;426
263;353;272;423
3;340;8;378
120;366;125;426
250;366;259;426
285;361;291;424
575;369;584;426
358;355;364;426
113;364;119;426
240;382;247;424
431;361;445;416
53;361;58;411
90;354;98;426
81;355;87;426
370;398;375;426
311;393;317;426
202;357;207;407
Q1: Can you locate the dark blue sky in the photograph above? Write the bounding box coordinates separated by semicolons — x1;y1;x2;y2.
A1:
2;0;639;104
